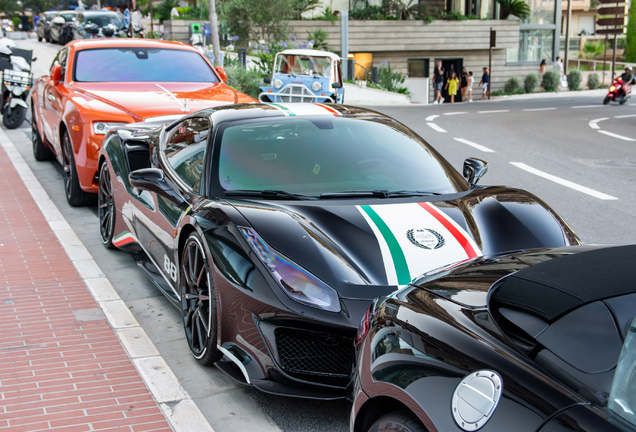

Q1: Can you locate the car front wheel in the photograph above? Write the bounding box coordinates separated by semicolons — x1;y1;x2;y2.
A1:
98;161;115;248
367;410;427;432
61;130;95;206
180;233;222;366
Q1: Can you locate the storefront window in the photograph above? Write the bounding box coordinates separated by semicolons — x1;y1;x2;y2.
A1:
522;0;556;24
506;29;554;63
407;59;430;78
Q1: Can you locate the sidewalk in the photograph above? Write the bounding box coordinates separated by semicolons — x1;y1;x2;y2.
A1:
0;140;173;431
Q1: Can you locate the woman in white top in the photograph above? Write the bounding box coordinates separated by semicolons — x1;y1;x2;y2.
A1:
466;71;474;102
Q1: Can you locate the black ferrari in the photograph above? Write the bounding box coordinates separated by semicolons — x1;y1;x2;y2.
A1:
97;103;580;399
351;245;636;432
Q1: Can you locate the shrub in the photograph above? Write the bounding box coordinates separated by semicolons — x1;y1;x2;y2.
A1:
524;73;539;93
587;73;600;89
503;77;521;94
225;66;264;99
567;69;582;90
541;70;560;92
366;62;410;95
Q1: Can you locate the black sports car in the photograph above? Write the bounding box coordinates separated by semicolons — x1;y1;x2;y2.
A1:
97;103;580;399
351;245;636;432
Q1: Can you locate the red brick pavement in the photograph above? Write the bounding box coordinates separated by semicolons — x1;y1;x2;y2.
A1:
0;144;173;431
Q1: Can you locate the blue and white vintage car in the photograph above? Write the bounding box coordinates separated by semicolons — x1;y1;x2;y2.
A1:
259;49;344;103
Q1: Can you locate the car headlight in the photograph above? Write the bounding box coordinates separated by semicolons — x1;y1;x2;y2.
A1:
311;81;321;92
273;79;283;89
93;122;126;135
239;227;341;312
12;86;24;96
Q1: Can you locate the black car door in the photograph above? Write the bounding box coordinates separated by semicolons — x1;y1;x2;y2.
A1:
133;116;210;296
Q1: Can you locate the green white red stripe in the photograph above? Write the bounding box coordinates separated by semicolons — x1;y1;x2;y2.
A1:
112;231;138;247
358;202;481;286
266;103;340;117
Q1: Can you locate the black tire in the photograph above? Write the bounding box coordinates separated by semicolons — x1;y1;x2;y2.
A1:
180;233;222;366
3;105;26;129
98;161;116;248
367;410;427;432
38;36;43;42
32;116;54;161
61;130;96;207
603;96;611;105
620;97;627;105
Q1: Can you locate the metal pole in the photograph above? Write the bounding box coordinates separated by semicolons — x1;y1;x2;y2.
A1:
603;34;608;84
208;0;221;67
488;27;492;100
149;0;154;38
564;0;572;71
340;11;349;81
612;34;617;80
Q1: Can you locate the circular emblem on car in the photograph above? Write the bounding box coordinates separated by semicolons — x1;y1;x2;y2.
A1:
451;370;503;431
407;228;445;250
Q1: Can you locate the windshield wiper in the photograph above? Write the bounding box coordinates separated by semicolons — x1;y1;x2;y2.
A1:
319;190;442;199
224;189;315;200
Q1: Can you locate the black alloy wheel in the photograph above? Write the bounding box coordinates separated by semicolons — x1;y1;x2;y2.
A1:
367;410;427;432
61;130;95;206
98;162;115;248
32;113;54;161
180;233;222;366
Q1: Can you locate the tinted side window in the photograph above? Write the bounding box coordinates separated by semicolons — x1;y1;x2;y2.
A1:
165;117;210;192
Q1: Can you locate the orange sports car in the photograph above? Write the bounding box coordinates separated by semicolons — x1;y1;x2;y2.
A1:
31;38;254;206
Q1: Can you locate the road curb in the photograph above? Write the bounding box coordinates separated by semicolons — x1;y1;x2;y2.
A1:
0;127;214;432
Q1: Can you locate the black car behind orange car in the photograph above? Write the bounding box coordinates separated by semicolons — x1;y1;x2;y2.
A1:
352;245;636;432
97;103;580;399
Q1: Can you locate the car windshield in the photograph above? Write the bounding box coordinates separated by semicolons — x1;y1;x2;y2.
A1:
74;48;219;82
275;54;332;78
217;117;459;196
59;13;76;21
80;13;124;28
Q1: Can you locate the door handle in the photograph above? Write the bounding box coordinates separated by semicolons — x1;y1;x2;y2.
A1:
47;94;56;101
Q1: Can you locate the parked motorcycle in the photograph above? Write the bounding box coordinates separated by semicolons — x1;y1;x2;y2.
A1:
604;77;631;105
0;40;33;129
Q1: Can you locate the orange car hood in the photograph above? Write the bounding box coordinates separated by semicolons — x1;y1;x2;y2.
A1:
72;82;243;121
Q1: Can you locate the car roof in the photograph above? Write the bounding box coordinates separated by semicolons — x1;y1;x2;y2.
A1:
491;245;636;323
69;38;191;51
278;49;340;61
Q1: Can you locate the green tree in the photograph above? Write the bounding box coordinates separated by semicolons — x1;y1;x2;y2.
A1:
625;4;636;62
496;0;530;20
221;0;291;43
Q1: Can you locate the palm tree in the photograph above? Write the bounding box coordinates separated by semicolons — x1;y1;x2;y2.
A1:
496;0;530;20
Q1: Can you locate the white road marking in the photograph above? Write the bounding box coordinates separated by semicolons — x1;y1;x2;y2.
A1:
427;122;447;133
510;162;618;200
572;105;605;109
522;107;557;111
478;110;509;114
453;138;495;153
443;112;468;115
598;130;636;141
588;118;609;130
0;129;217;432
614;114;636;119
425;115;439;121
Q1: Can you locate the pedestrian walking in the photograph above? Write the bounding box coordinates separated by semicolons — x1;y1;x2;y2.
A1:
467;71;474;102
433;60;445;104
479;67;489;101
555;56;564;79
538;59;547;91
445;72;459;103
460;67;468;102
19;12;31;38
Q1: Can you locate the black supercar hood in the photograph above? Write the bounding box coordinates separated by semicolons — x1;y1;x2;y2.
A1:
227;186;579;300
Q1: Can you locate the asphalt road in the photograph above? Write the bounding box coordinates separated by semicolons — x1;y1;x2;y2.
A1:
5;37;636;432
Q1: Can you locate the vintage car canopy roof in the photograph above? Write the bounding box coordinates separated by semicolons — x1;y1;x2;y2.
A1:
277;49;341;61
491;244;636;323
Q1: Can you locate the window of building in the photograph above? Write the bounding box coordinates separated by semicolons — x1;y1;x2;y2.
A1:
407;59;430;78
506;29;554;63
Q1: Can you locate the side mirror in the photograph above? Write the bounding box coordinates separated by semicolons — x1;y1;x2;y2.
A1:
216;66;227;83
51;64;62;83
263;76;271;84
129;168;186;207
332;82;342;89
463;158;488;186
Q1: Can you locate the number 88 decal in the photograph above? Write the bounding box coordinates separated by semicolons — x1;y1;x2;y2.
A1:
164;255;177;282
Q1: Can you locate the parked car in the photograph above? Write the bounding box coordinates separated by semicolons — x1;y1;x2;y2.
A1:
96;102;580;400
259;49;344;103
48;11;77;44
71;10;127;41
352;244;636;432
36;11;57;42
31;38;254;206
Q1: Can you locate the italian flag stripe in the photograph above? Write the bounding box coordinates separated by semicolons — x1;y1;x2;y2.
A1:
358;202;482;286
312;103;340;116
269;103;296;116
112;231;137;247
418;202;479;259
360;205;411;285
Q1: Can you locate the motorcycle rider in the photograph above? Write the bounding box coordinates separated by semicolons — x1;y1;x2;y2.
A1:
619;66;635;95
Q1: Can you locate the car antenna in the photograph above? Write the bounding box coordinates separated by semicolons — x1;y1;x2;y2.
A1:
156;84;190;112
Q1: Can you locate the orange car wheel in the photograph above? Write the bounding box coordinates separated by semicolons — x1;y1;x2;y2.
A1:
61;130;96;207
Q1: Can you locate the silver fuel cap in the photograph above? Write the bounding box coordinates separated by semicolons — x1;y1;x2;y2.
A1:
451;370;503;431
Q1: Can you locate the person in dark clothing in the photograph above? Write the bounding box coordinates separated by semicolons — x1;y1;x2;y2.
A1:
460;67;468;102
479;67;490;101
433;60;445;104
620;66;635;85
19;13;31;37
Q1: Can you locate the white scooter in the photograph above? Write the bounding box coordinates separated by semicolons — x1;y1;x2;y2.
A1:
0;38;34;129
